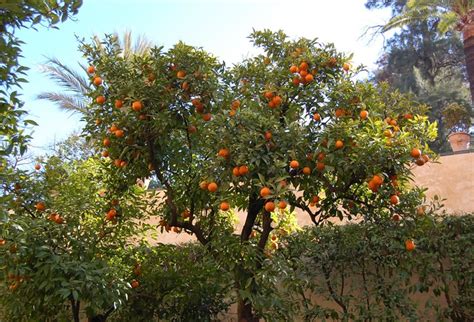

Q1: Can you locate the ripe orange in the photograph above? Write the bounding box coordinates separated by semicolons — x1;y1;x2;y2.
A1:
313;113;321;122
229;109;236;117
191;98;202;107
231;100;241;109
106;208;117;221
290;160;299;169
264;131;272;141
54;215;64;224
96;96;106;104
360;110;368;120
389;119;398;126
232;167;240;176
392;214;401;221
335;140;344;149
299;61;309;71
103;138;111;147
410;148;421;158
299;69;308;77
109;124;118;133
35;202;46;212
115;130;124;138
101;150;109;158
421;154;429;163
0;239;6;246
305;73;314;83
218;148;230;158
384;129;393;138
415;158;425;166
278;200;287;209
95;119;102;125
272;96;282;107
132;101;143;112
342;63;350;72
292;77;300;86
335;108;344;118
114;99;123;108
390;195;400;205
238;165;249;176
176;70;186;79
131;279;140;288
317;152;325;161
316;162;325;171
34;164;41;171
181;210;191;219
372;174;383;185
207;182;218;193
303;167;311;175
264;91;274;100
368;180;379;192
405;239;415;252
220;202;230;211
311;195;320;204
114;159;122;167
181;81;190;91
202;113;212;121
87;66;95;74
93;77;102;86
264;201;275;212
404;113;413;120
289;65;298;73
260;187;271;198
199;181;209;190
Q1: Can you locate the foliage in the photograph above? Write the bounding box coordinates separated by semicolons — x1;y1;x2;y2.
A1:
442;102;472;133
0;151;151;321
271;213;474;321
78;29;437;319
112;243;232;322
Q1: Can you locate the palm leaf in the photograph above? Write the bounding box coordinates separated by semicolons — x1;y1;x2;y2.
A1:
36;92;88;114
38;57;90;95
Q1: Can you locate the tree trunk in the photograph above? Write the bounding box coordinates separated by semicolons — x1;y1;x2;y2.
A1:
462;14;474;104
237;296;259;322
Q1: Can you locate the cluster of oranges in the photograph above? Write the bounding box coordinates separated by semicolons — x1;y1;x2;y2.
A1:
289;61;315;86
410;148;430;166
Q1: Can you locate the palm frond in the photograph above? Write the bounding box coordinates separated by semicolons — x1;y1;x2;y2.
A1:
38;57;90;95
36;92;88;114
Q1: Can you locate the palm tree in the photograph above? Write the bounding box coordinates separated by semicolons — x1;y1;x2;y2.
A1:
382;0;474;102
37;30;152;114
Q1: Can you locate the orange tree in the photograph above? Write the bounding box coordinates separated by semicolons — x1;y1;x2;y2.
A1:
0;148;150;321
80;30;437;320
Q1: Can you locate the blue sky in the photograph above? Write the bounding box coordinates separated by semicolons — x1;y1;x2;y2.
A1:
16;0;390;155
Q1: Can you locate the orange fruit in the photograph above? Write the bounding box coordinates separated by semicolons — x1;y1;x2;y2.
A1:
103;138;111;147
96;96;106;104
335;108;344;118
115;99;123;108
299;69;308;77
181;210;191;219
316;162;325;171
95;119;102;125
305;73;314;83
264;201;275;212
421;154;429;163
292;77;300;86
106;208;117;221
268;100;276;108
372;174;383;185
131;279;140;288
260;187;271;198
360;110;368;120
238;165;249;176
410;148;421;158
220;202;230;211
109;124;118;133
311;195;320;204
404;113;413;120
176;70;186;79
343;63;350;72
0;239;6;246
405;239;415;252
115;130;124;138
132;101;143;112
54;215;64;224
93;77;102;86
392;214;401;221
299;61;309;71
289;65;298;73
264;131;272;141
101;150;109;158
181;81;190;91
191;98;202;107
231;100;241;109
218;148;230;158
232;167;240;176
290;160;299;169
313;113;321;122
114;159;122;167
389;119;398;126
335;140;344;149
303;167;311;175
229;109;237;117
207;182;218;193
384;129;393;138
415;158;425;166
35;202;46;212
390;195;400;205
264;91;274;100
87;66;95;74
317;152;325;161
34;164;41;171
417;206;426;216
199;181;209;190
272;96;282;107
278;200;287;209
368;180;379;192
202;113;212;121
